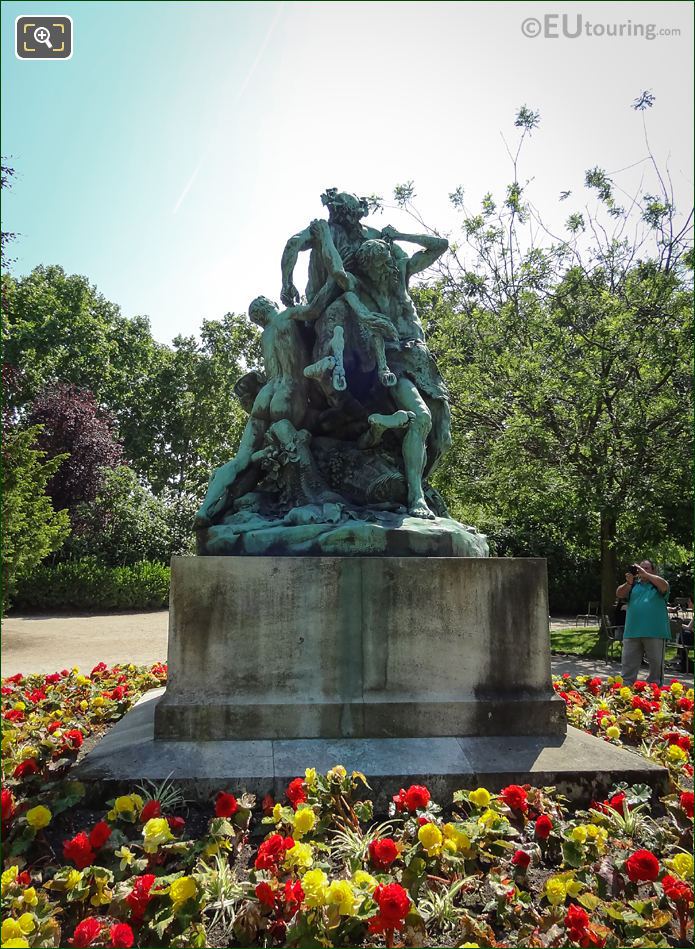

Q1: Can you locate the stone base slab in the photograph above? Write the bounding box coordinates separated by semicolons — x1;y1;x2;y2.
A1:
77;690;668;807
156;555;565;740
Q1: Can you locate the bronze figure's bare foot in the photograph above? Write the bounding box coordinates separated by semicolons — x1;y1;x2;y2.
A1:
409;497;436;520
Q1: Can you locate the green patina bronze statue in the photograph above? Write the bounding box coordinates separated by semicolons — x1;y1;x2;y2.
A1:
194;189;488;557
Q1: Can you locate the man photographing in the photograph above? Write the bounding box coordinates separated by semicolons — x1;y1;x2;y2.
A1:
616;559;670;686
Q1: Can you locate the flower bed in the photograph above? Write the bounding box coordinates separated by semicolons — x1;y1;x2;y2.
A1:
1;665;693;948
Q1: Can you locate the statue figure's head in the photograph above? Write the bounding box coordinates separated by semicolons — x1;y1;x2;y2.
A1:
321;188;369;227
355;239;399;287
233;370;264;413
248;295;277;326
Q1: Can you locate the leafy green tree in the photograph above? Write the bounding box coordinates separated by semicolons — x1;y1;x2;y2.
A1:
139;313;261;497
2;427;70;610
396;95;693;619
3;265;261;507
64;466;176;566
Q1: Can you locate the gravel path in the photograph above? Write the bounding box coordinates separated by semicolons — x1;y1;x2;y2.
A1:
1;611;169;675
1;612;689;683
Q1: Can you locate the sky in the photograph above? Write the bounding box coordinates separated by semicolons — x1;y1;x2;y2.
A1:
2;0;693;344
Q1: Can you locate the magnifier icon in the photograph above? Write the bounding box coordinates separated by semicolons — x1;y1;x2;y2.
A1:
34;26;53;48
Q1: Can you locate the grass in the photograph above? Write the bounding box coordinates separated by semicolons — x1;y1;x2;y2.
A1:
550;625;693;669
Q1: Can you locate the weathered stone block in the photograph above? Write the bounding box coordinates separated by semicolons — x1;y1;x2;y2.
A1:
154;556;565;740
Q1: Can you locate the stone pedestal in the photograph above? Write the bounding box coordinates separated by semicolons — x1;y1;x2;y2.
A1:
154;556;566;741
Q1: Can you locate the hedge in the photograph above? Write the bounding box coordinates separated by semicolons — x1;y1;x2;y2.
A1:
11;558;170;612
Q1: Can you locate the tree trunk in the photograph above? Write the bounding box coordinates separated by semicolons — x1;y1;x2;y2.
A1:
599;510;617;637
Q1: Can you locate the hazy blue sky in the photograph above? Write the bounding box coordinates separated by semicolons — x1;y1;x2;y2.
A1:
2;1;693;343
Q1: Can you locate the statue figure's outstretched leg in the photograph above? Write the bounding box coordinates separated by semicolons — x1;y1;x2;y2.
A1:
194;409;269;527
391;377;436;520
357;410;414;449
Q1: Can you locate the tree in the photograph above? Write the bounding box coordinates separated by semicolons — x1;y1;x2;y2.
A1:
391;95;693;619
2;427;70;610
3;266;261;505
64;466;176;566
26;383;123;512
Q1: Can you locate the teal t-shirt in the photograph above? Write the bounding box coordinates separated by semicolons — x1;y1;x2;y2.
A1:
623;580;670;639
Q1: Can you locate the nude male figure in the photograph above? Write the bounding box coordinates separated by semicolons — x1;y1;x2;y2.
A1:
194;293;326;526
345;230;451;519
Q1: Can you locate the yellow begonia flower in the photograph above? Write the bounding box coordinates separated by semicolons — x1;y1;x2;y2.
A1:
667;745;687;764
142;817;174;853
293;807;316;838
2;939;30;948
304;767;317;787
17;913;36;936
606;726;620;740
90;878;112;907
79;701;88;711
1;868;19;893
92;697;105;708
66;870;82;889
326;879;357;915
545;877;567;905
469;787;491;808
76;675;89;686
619;687;632;699
115;847;134;870
170;876;197;905
301;869;328;907
13;702;26;712
326;765;346;781
630;708;644;721
478;808;498;827
443;839;457;855
352;870;377;893
665;852;694;880
570;825;588;845
670;681;684;694
26;805;51;830
20;747;37;761
20;889;37;908
443;823;471;852
2;920;23;943
272;803;283;823
567;878;583;897
418;822;443;855
108;793;144;821
284;841;313;869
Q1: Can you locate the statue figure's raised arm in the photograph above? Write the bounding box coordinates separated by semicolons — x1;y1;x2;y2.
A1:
380;226;448;282
280;226;313;305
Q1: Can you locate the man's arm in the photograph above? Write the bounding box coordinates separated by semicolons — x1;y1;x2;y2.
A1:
280;226;313;305
616;573;634;599
635;564;669;594
381;225;448;280
286;276;339;323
